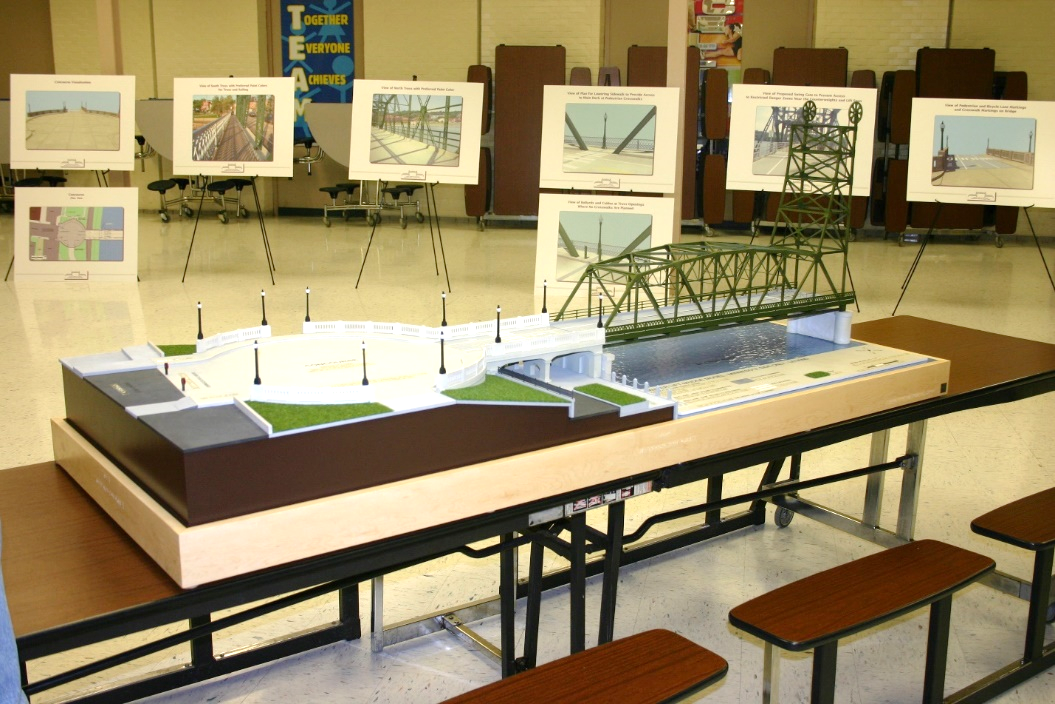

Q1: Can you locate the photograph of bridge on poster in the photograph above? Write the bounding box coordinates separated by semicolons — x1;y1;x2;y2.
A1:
930;114;1036;190
563;103;656;175
752;103;844;176
556;211;653;282
369;92;463;167
24;90;121;151
191;94;275;162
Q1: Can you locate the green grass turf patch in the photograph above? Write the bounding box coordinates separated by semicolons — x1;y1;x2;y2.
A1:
157;344;198;357
246;401;392;432
575;383;645;406
804;371;831;379
443;375;566;403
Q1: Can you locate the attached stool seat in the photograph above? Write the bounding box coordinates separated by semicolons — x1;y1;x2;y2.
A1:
13;178;45;188
227;178;253;219
729;539;994;703
379;183;425;229
206;180;234;223
147;179;178;222
40;175;67;187
441;629;727;703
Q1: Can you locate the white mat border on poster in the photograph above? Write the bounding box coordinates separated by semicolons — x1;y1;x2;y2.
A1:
539;85;680;193
906;97;1054;209
534;193;676;304
9;74;136;171
348;79;483;184
172;77;294;178
726;83;877;197
13;186;139;282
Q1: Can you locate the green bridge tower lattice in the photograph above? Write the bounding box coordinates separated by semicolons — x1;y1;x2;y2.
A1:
554;99;863;343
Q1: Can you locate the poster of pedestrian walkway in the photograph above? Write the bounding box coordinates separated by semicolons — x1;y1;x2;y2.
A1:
348;79;483;184
539;85;680;193
9;74;135;171
906;98;1055;208
172;77;294;177
13;187;138;282
534;193;675;297
726;84;877;196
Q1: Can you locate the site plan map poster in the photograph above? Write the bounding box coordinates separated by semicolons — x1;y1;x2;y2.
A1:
9;74;136;171
13;187;138;282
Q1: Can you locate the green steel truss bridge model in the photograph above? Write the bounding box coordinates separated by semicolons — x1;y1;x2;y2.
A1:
555;100;863;343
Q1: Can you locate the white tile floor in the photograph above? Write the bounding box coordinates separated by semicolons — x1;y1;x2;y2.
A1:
1;207;1053;703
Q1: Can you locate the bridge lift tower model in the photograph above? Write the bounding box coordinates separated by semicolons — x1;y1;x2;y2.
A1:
554;100;863;343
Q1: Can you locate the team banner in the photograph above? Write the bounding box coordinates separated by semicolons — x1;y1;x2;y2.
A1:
280;1;355;141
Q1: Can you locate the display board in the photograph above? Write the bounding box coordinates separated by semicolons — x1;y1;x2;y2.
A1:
534;193;675;293
9;74;136;171
172;77;294;178
348;79;483;184
726;83;877;196
906;98;1054;208
539;85;680;193
13;186;138;282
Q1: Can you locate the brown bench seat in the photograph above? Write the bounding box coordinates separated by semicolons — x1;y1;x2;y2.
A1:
729;539;994;703
441;629;727;704
946;488;1055;703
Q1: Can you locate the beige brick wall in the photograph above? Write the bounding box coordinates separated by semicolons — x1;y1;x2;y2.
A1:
950;0;1055;101
814;0;949;79
480;0;604;83
361;0;479;81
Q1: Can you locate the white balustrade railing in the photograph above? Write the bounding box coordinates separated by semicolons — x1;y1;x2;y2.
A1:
303;313;551;343
435;357;487;392
248;383;375;406
192;113;230;161
196;325;271;354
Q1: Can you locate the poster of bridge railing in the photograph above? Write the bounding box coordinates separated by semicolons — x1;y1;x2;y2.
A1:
906;97;1055;208
172;77;294;178
9;74;136;171
348;79;483;184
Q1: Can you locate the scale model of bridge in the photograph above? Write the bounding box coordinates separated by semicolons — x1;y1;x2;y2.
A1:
554;100;864;343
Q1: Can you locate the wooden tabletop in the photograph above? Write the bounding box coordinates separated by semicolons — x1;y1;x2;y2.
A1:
851;316;1055;397
0;463;179;638
3;316;1053;641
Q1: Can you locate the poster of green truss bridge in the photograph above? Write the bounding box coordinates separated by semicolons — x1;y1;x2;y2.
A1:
13;187;138;282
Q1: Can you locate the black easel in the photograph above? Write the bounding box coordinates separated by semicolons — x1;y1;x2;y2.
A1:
355;182;450;291
893;202;1055;315
182;176;275;285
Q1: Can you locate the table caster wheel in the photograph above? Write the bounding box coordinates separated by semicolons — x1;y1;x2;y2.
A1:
323;217;331;227
774;506;794;528
995;235;1004;248
181;205;194;217
400;216;408;229
415;212;425;223
218;212;228;224
160;212;170;223
239;207;249;219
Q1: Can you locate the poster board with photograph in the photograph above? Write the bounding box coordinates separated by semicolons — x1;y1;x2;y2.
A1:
906;98;1054;208
535;193;676;298
172;77;294;178
726;83;877;196
13;187;138;282
9;74;136;171
348;79;483;184
539;85;680;194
